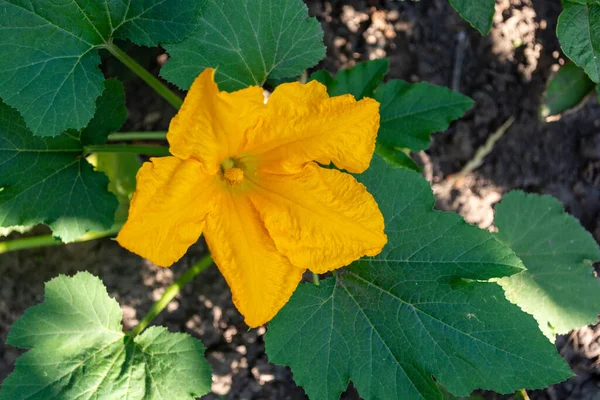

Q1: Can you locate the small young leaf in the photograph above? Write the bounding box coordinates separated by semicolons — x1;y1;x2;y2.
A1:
88;152;141;224
161;0;326;91
0;0;203;137
495;191;600;338
0;80;125;242
540;62;595;120
448;0;496;35
265;156;571;400
310;59;390;100
374;80;474;151
0;272;212;400
374;142;421;171
557;1;600;82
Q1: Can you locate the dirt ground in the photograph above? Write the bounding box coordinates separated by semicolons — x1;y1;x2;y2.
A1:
1;0;600;399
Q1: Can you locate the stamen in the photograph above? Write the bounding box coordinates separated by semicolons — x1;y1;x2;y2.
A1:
224;167;244;184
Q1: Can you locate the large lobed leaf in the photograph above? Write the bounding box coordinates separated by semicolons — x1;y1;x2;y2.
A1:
0;0;204;137
496;191;600;338
374;80;474;152
448;0;496;35
265;156;571;400
0;272;212;400
557;1;600;83
161;0;326;91
0;80;125;242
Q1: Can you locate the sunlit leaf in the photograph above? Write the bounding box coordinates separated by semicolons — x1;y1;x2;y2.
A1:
265;156;571;400
0;0;203;137
496;191;600;338
557;1;600;82
0;272;212;400
88;152;141;224
161;0;325;91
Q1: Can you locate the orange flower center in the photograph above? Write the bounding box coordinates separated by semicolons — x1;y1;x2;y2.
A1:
221;158;245;185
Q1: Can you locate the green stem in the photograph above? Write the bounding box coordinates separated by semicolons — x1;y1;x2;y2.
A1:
312;272;320;286
131;255;214;336
84;144;170;157
0;225;122;255
108;131;167;141
103;42;182;109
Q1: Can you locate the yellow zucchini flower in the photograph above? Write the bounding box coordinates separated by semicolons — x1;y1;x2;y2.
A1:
117;69;387;327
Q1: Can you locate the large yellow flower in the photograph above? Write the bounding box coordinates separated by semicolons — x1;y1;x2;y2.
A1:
117;69;387;327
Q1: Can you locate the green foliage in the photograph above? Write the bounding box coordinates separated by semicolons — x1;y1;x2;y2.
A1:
310;59;389;99
448;0;496;35
0;80;125;242
374;80;474;151
496;191;600;338
0;0;203;137
540;62;595;120
88;152;141;224
265;156;571;400
557;1;600;83
161;0;325;91
0;272;212;400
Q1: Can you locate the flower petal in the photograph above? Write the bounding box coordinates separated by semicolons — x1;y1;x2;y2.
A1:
247;163;387;273
117;157;217;267
203;192;305;327
242;80;380;174
167;68;265;174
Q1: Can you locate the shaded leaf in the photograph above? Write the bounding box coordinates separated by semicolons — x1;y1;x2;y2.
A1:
310;59;389;99
496;191;600;338
0;272;212;400
374;142;421;171
0;80;125;242
540;62;595;120
161;0;325;91
265;156;571;400
374;80;474;151
557;1;600;82
0;0;203;137
448;0;496;35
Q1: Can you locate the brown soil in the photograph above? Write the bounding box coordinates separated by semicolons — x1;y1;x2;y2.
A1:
1;0;599;399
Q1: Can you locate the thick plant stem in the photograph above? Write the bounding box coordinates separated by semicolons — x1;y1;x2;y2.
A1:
131;255;214;337
0;225;122;255
108;131;167;141
104;42;183;109
84;144;170;157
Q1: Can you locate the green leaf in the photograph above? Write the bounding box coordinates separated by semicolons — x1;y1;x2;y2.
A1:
0;0;203;137
265;156;572;400
0;272;212;400
374;80;474;151
374;142;421;171
161;0;326;91
495;191;600;338
540;62;595;120
557;1;600;82
310;59;389;99
0;79;125;242
448;0;496;35
88;152;141;224
0;225;33;237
